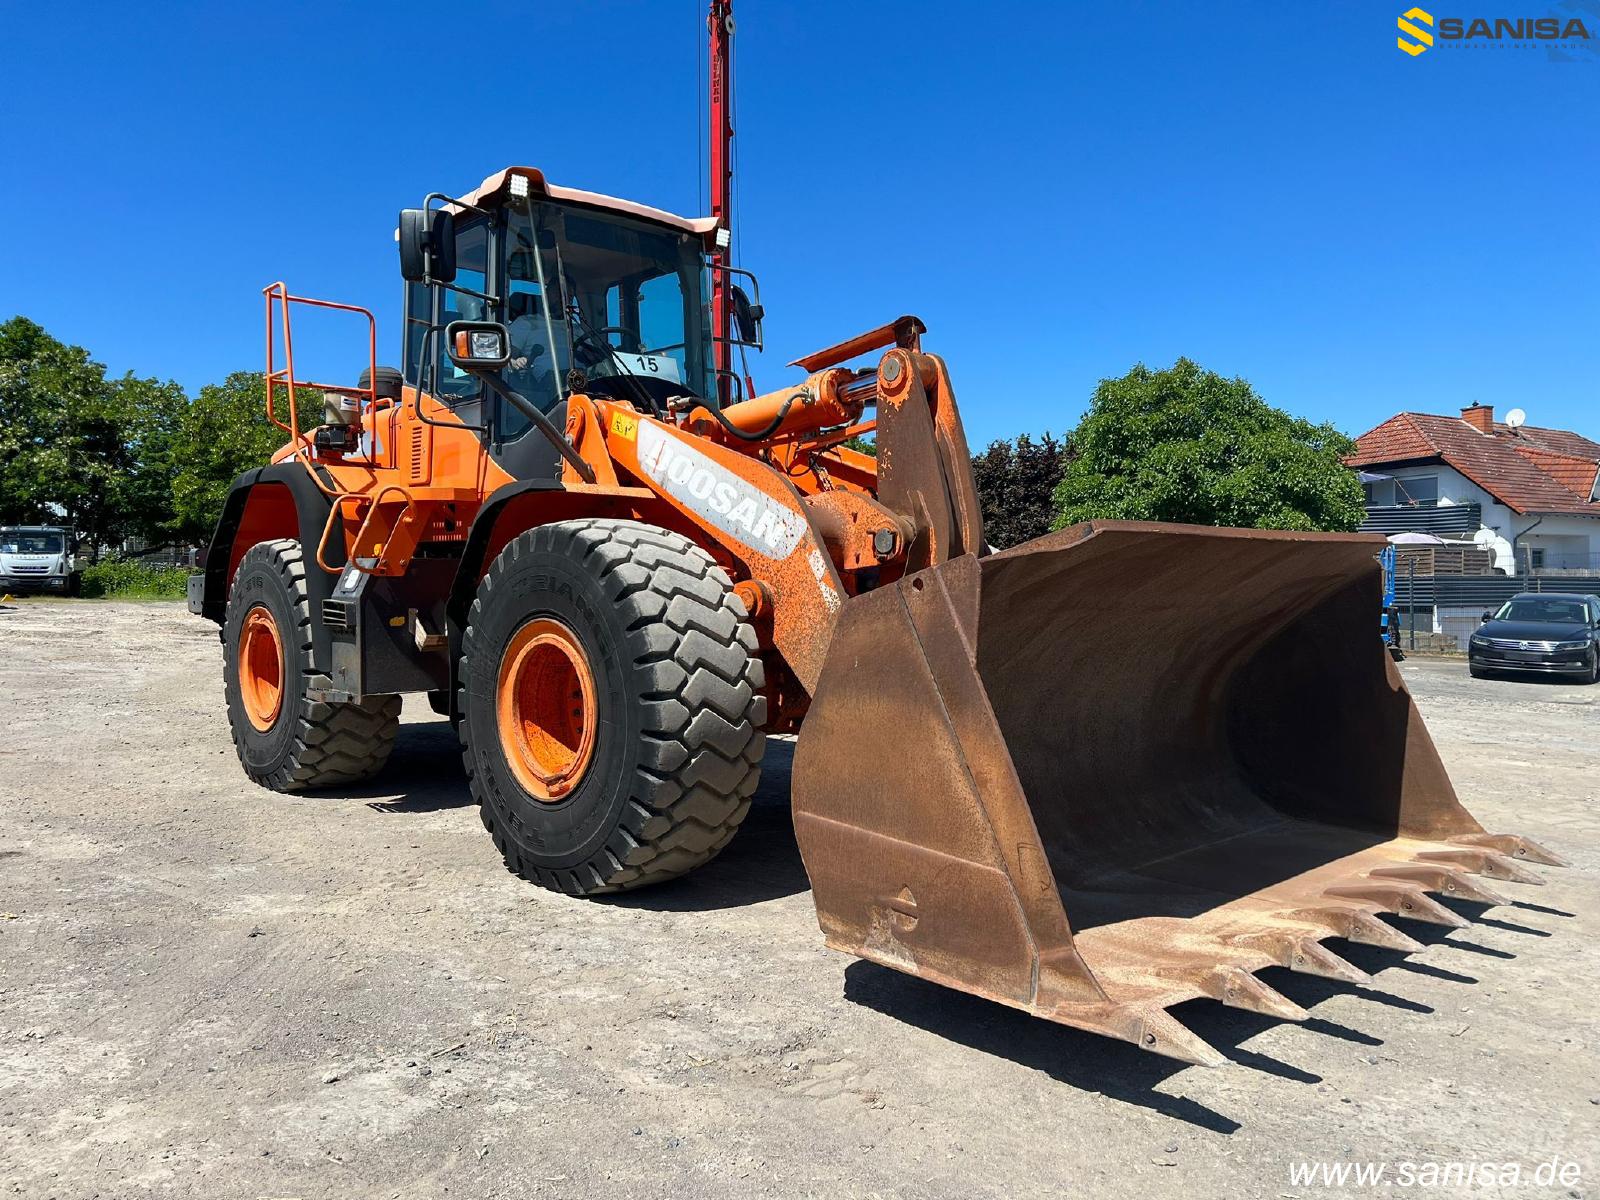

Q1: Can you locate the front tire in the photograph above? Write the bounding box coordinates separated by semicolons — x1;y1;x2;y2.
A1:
460;519;766;895
223;539;401;790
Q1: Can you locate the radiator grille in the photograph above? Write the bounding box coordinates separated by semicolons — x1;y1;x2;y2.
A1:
321;598;356;631
406;424;428;485
1481;637;1560;651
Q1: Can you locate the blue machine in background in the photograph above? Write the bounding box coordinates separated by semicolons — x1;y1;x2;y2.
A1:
1379;543;1404;660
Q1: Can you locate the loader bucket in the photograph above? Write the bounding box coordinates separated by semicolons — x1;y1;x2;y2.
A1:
791;520;1565;1065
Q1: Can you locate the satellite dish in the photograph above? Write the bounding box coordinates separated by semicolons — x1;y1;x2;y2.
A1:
1505;408;1527;429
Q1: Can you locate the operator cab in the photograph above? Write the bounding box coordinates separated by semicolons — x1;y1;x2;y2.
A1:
400;167;759;480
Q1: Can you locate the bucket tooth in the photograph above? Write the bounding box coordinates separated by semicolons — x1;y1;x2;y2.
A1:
1415;848;1545;887
1203;967;1308;1021
1130;1009;1229;1068
1336;908;1427;953
1370;864;1509;907
1276;937;1374;985
1475;851;1546;886
1448;833;1569;868
1285;903;1423;951
1326;882;1470;929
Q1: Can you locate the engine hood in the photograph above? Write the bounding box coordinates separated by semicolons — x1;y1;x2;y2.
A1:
1478;619;1588;641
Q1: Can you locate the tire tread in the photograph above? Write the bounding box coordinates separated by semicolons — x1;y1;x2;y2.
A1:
462;520;765;894
224;539;400;791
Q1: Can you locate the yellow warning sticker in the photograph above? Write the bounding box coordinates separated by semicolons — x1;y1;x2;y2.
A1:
610;412;638;441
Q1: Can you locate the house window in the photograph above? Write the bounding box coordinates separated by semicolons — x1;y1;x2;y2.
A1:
1529;548;1546;569
1396;476;1438;506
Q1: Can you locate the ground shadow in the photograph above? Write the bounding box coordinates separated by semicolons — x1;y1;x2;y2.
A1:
839;909;1537;1132
1389;909;1518;960
307;718;475;812
305;721;810;906
1475;670;1595;688
1511;899;1575;918
841;959;1356;1133
1269;955;1434;1014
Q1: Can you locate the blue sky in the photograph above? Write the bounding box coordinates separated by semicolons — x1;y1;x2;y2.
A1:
1;0;1595;448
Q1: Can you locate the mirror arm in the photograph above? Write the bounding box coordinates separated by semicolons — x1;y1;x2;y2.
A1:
477;371;597;483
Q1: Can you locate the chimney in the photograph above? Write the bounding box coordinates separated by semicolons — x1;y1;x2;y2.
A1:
1461;403;1494;434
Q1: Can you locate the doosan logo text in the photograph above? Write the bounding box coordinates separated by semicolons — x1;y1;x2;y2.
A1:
635;424;807;559
1398;8;1594;55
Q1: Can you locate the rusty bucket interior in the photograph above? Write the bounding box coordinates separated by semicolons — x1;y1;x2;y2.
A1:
792;520;1564;1065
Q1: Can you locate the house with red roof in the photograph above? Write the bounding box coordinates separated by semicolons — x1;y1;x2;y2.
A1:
1348;403;1600;575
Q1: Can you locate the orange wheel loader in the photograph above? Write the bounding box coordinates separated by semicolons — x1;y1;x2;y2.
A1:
189;3;1564;1068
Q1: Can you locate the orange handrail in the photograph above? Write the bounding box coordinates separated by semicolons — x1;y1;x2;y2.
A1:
262;282;381;467
315;484;417;576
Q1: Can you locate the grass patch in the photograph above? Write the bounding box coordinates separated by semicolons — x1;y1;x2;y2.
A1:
79;559;190;600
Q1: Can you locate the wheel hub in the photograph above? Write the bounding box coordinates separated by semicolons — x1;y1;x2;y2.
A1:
238;605;284;732
496;617;599;801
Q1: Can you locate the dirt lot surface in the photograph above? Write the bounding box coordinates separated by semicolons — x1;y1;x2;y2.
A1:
2;600;1597;1199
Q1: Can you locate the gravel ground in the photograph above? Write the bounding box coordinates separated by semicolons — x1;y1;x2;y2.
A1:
2;600;1596;1199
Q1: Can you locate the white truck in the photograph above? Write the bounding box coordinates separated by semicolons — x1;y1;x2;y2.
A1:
0;526;80;595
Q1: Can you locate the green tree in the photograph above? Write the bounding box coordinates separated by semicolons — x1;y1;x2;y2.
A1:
109;373;189;544
171;372;313;541
0;318;316;551
1053;359;1365;533
1;317;195;553
0;317;130;553
972;432;1069;549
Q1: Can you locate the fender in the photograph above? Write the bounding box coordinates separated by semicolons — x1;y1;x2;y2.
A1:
194;463;340;669
441;478;675;721
446;480;567;633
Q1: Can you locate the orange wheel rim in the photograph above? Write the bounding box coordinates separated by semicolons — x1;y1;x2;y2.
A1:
496;617;598;802
238;605;285;732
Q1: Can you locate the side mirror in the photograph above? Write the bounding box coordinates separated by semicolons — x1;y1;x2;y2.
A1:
729;284;764;347
398;208;457;283
1481;611;1494;624
444;321;510;371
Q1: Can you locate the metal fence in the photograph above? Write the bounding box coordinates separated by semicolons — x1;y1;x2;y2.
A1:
1526;552;1600;575
1436;606;1488;648
1390;575;1600;652
113;539;200;568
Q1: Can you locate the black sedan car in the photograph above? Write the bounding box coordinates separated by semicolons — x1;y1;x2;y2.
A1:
1468;592;1600;683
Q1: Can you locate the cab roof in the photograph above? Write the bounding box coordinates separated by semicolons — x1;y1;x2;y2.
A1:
454;167;720;240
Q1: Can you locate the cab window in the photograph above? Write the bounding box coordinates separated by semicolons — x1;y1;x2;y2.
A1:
502;216;574;432
403;218;489;403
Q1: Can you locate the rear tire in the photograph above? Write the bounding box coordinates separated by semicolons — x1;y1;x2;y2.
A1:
460;519;766;895
223;539;401;790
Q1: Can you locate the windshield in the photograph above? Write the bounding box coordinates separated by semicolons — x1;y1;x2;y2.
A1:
1493;598;1587;624
506;202;713;420
0;531;64;554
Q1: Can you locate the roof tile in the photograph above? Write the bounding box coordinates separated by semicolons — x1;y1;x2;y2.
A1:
1348;412;1600;515
1512;444;1600;500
